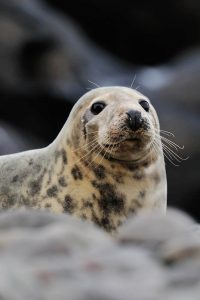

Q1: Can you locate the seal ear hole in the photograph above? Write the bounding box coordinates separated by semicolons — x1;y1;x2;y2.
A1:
139;100;150;112
91;101;106;115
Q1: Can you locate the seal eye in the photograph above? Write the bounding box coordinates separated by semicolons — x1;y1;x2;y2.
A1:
91;101;106;115
139;100;150;112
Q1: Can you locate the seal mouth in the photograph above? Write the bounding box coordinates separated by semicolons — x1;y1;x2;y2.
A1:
102;137;141;148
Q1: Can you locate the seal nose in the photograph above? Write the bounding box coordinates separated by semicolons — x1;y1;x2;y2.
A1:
126;110;143;131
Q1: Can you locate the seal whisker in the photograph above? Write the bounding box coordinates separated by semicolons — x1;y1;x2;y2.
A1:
153;138;179;166
135;85;141;90
74;140;101;165
162;144;189;161
97;136;115;166
130;74;137;88
72;136;99;152
155;136;187;166
162;145;182;163
154;128;175;137
88;80;101;88
154;132;184;151
86;136;111;168
160;136;184;150
160;130;175;137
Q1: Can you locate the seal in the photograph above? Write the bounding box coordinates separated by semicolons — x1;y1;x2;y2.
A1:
0;86;167;232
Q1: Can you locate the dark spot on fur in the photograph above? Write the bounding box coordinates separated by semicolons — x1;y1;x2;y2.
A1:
94;216;116;232
81;214;87;220
71;165;83;180
92;181;125;215
8;195;17;206
20;196;31;206
101;217;114;231
113;173;124;184
142;119;150;131
93;165;106;180
1;186;10;194
92;193;96;200
12;175;19;183
1;198;9;209
66;139;71;146
55;149;67;164
63;195;75;213
125;164;139;172
152;173;161;184
61;149;67;164
29;179;41;197
90;208;116;232
58;176;67;187
45;203;52;208
29;159;33;166
129;199;142;214
142;161;149;168
83;200;93;208
1;194;17;209
139;190;146;198
34;164;42;173
47;185;58;197
133;170;144;180
117;220;123;227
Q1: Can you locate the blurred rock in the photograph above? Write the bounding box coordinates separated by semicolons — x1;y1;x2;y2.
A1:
0;209;199;299
46;0;200;65
0;121;43;154
0;0;199;220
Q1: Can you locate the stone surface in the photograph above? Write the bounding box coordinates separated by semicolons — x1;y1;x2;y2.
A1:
0;209;199;299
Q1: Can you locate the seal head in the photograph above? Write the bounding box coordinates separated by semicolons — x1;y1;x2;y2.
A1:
66;86;159;163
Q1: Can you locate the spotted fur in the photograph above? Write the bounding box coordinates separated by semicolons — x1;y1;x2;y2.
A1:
0;87;167;232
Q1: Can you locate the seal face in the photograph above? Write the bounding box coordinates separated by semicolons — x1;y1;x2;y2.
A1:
0;87;167;232
82;89;156;162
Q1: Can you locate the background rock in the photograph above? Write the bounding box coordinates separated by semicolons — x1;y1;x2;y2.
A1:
0;0;199;219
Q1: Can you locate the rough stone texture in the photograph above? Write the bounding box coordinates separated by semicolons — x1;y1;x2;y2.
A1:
0;209;199;299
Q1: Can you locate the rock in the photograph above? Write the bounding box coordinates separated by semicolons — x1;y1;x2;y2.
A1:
0;209;199;299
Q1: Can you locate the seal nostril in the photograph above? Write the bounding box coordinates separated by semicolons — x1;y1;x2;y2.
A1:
126;110;143;131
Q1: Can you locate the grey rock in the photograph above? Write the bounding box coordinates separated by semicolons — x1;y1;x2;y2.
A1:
0;209;199;299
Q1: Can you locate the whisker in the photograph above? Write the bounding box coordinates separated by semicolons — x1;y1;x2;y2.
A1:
154;132;184;151
162;145;182;163
135;85;141;91
154;128;175;137
87;137;111;168
162;144;189;161
74;141;100;165
130;74;137;88
161;136;184;150
153;137;179;166
160;130;175;137
88;80;101;88
71;136;99;153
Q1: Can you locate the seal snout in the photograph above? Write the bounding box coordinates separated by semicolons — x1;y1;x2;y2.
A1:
126;110;144;131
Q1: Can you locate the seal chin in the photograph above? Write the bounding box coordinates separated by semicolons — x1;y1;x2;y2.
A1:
102;137;140;148
99;135;152;162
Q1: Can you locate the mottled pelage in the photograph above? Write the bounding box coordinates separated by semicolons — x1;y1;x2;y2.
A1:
0;87;167;233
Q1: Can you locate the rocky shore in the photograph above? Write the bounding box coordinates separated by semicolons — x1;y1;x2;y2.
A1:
0;209;199;299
